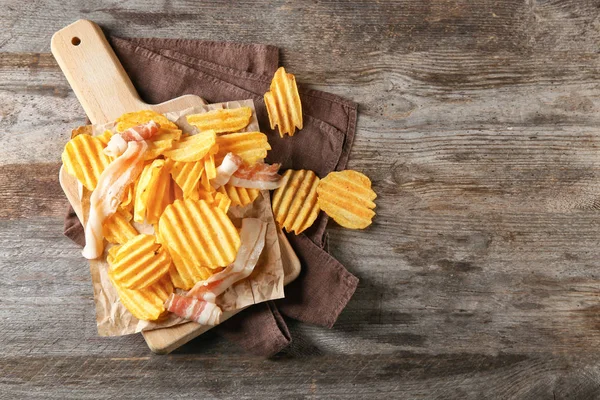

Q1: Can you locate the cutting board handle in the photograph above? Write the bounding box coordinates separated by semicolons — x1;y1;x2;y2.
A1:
51;19;146;124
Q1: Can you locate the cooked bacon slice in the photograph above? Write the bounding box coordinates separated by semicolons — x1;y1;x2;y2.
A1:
165;294;222;325
229;162;283;190
211;153;243;189
188;218;267;302
82;141;148;259
104;121;160;157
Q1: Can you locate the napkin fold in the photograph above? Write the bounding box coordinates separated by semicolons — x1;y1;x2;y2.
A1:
63;34;359;357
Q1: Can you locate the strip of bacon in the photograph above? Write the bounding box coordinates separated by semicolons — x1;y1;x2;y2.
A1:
165;293;222;325
82;141;148;259
228;162;283;190
187;218;267;302
104;121;160;157
211;152;243;189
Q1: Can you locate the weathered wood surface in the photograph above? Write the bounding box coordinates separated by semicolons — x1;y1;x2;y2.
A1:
3;0;600;398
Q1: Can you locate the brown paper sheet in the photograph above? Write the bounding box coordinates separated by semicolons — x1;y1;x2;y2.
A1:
79;100;285;336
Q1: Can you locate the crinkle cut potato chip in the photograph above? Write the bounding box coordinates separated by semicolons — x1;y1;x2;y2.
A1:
103;208;138;244
62;134;112;190
96;130;113;146
264;66;303;137
109;273;173;321
272;169;320;235
216;183;260;207
159;198;240;285
163;130;216;162
134;159;172;224
115;109;179;132
317;170;377;229
108;234;171;290
169;159;204;198
215;131;270;165
144;139;174;161
186;107;252;134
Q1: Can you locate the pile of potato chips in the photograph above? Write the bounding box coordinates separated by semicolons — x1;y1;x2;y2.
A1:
62;68;377;323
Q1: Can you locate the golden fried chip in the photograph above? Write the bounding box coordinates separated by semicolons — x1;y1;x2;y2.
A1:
186;107;252;134
169;159;204;198
159;199;240;286
212;192;232;214
115;110;179;132
108;234;171;290
134;160;171;224
62;134;112;190
317;170;377;229
144;139;174;160
163;130;216;162
103;208;138;244
120;183;135;213
272;169;320;234
109;273;174;321
215;131;270;165
264;67;303;137
166;246;214;289
96;130;113;146
216;183;260;207
204;153;217;180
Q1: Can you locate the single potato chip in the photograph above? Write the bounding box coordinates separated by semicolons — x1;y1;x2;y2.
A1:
317;170;377;229
159;199;240;286
215;131;270;165
163;130;216;162
216;183;260;207
144;139;174;160
264;67;303;137
186;107;252;134
134;160;172;224
212;192;231;214
62;134;112;190
272;169;320;234
115;110;179;132
169;159;204;198
109;273;174;321
108;234;171;290
103;208;138;244
204;153;217;180
167;246;214;289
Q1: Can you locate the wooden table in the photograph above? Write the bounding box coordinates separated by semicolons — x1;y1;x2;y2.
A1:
3;1;600;398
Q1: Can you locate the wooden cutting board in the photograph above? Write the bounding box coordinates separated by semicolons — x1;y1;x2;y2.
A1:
53;19;300;354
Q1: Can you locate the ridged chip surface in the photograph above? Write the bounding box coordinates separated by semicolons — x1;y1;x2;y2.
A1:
264;67;303;137
216;183;260;207
103;208;138;244
109;273;174;321
134;159;172;224
186;107;252;134
272;169;320;234
169;159;204;198
108;234;171;290
158;199;241;282
62;134;111;190
317;170;377;229
215;131;270;165
163;130;216;162
115;109;179;132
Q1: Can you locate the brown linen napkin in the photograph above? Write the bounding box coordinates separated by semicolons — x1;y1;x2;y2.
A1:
63;35;358;355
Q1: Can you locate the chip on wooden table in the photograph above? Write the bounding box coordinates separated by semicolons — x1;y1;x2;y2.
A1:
186;107;252;134
163;130;216;162
215;131;270;165
159;198;240;279
103;208;138;244
317;170;377;229
109;273;174;322
264;67;303;137
272;169;320;234
62;134;112;191
108;234;171;290
216;183;260;207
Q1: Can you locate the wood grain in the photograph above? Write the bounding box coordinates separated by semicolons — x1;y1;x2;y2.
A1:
3;0;600;398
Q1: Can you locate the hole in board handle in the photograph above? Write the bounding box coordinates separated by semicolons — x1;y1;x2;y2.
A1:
71;37;81;46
